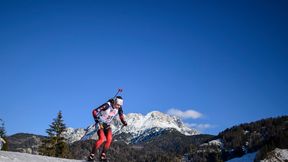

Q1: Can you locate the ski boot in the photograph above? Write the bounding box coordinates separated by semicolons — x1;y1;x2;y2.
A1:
99;152;108;162
87;153;95;161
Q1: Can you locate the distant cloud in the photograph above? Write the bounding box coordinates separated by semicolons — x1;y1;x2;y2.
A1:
167;108;202;119
185;123;213;129
184;123;214;133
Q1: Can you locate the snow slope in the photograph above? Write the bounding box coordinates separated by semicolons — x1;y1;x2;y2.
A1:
226;152;257;162
0;151;84;162
261;148;288;162
226;148;288;162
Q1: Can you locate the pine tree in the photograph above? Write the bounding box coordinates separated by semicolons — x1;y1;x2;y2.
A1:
0;118;8;151
39;111;71;158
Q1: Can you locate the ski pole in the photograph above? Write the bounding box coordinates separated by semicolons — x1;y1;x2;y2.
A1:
113;88;123;99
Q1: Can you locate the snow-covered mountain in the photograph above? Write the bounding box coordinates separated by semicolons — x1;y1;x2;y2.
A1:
63;111;199;143
62;128;86;144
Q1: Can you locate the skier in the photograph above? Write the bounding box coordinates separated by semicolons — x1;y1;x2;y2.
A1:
0;137;6;150
87;96;127;161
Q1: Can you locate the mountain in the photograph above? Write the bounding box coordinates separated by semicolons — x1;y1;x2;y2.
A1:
69;129;213;162
5;111;205;162
5;113;287;162
63;111;199;144
186;115;288;162
6;133;46;154
1;147;287;162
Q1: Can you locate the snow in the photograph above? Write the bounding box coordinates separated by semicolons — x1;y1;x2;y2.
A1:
226;152;257;162
113;111;199;140
243;130;249;135
224;148;288;162
261;148;288;162
208;139;223;146
62;128;86;143
201;139;223;148
64;111;199;143
0;151;84;162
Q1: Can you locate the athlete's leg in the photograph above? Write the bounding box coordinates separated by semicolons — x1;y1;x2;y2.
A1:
91;129;106;154
100;128;112;160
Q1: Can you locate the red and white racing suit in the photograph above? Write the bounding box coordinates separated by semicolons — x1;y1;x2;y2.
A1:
91;100;127;155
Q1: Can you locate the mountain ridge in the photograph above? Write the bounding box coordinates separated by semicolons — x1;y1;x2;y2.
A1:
4;114;287;162
63;110;199;144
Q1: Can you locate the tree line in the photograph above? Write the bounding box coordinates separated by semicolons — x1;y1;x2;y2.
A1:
0;118;8;151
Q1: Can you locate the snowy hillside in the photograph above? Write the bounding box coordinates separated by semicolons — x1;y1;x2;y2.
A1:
226;152;257;162
261;148;288;162
200;139;223;148
0;151;84;162
63;111;199;143
226;148;288;162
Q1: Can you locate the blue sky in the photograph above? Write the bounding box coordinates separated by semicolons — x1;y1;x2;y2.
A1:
0;0;287;135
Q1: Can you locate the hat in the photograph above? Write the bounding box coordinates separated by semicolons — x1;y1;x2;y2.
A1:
115;96;123;106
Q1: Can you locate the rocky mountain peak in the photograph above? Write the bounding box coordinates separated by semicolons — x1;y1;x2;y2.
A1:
63;111;199;143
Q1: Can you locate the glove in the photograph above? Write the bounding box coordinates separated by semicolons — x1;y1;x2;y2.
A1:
122;121;127;126
94;118;99;123
94;115;99;123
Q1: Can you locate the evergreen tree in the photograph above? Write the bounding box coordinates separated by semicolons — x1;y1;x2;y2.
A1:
39;111;71;158
0;118;8;151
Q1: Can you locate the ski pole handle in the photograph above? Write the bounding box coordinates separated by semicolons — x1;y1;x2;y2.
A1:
113;88;123;99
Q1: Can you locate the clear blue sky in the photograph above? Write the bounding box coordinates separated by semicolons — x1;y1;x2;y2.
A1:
0;0;287;135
